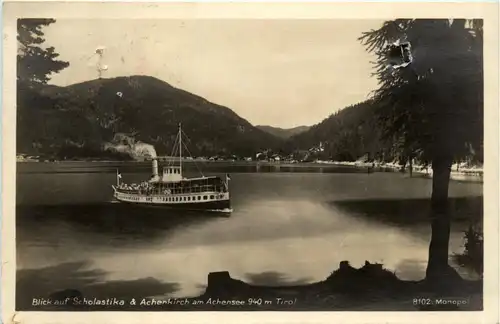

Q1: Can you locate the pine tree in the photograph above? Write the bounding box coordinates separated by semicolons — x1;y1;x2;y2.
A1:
359;19;483;284
17;18;69;86
17;19;70;154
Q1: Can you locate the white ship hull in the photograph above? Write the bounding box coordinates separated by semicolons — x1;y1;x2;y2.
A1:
112;186;232;212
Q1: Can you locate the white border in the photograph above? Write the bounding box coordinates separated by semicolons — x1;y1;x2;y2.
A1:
2;2;499;324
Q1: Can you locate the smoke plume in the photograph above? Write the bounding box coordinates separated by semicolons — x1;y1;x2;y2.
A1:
104;133;157;160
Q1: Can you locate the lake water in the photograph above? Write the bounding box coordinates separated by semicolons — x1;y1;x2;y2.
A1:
16;162;483;302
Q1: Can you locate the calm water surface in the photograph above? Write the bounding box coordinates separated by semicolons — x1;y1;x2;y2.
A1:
16;162;483;299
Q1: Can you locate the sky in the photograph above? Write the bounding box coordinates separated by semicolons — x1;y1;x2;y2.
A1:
44;19;382;128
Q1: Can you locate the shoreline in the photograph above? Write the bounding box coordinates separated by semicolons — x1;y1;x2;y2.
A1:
16;159;484;183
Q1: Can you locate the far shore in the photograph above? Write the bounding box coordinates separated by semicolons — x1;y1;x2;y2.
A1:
16;158;483;183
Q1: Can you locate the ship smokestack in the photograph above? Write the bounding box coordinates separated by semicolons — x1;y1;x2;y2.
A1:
152;159;159;177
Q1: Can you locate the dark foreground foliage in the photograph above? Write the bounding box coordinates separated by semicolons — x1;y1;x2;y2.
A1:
454;225;484;277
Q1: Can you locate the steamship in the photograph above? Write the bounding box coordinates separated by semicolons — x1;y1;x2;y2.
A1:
111;124;232;212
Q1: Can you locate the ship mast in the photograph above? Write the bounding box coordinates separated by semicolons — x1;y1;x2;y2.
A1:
178;122;182;171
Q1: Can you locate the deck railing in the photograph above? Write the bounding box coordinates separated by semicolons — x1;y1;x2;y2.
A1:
117;184;225;195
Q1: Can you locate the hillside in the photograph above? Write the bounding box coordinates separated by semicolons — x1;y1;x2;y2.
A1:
256;125;310;139
17;76;283;160
284;101;390;162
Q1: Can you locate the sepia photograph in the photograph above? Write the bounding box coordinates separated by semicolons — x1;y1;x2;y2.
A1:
2;2;499;324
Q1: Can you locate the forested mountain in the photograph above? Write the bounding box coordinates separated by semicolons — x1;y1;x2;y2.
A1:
256;125;310;139
17;75;283;160
16;75;395;162
284;101;392;162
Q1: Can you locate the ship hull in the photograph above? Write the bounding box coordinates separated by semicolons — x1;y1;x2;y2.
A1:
114;198;231;212
112;187;232;212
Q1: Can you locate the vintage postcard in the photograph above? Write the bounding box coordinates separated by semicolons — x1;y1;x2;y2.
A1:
2;1;499;324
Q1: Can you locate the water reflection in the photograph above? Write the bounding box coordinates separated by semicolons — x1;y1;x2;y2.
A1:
331;196;483;225
245;271;313;287
394;259;428;281
16;260;179;310
16;204;222;250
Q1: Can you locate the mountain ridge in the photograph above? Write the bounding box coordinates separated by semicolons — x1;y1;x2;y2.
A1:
256;125;311;139
283;100;387;162
17;75;395;162
17;75;283;160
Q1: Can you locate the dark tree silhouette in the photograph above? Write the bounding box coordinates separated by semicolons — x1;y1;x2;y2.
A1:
17;19;70;154
17;18;69;85
359;19;483;284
